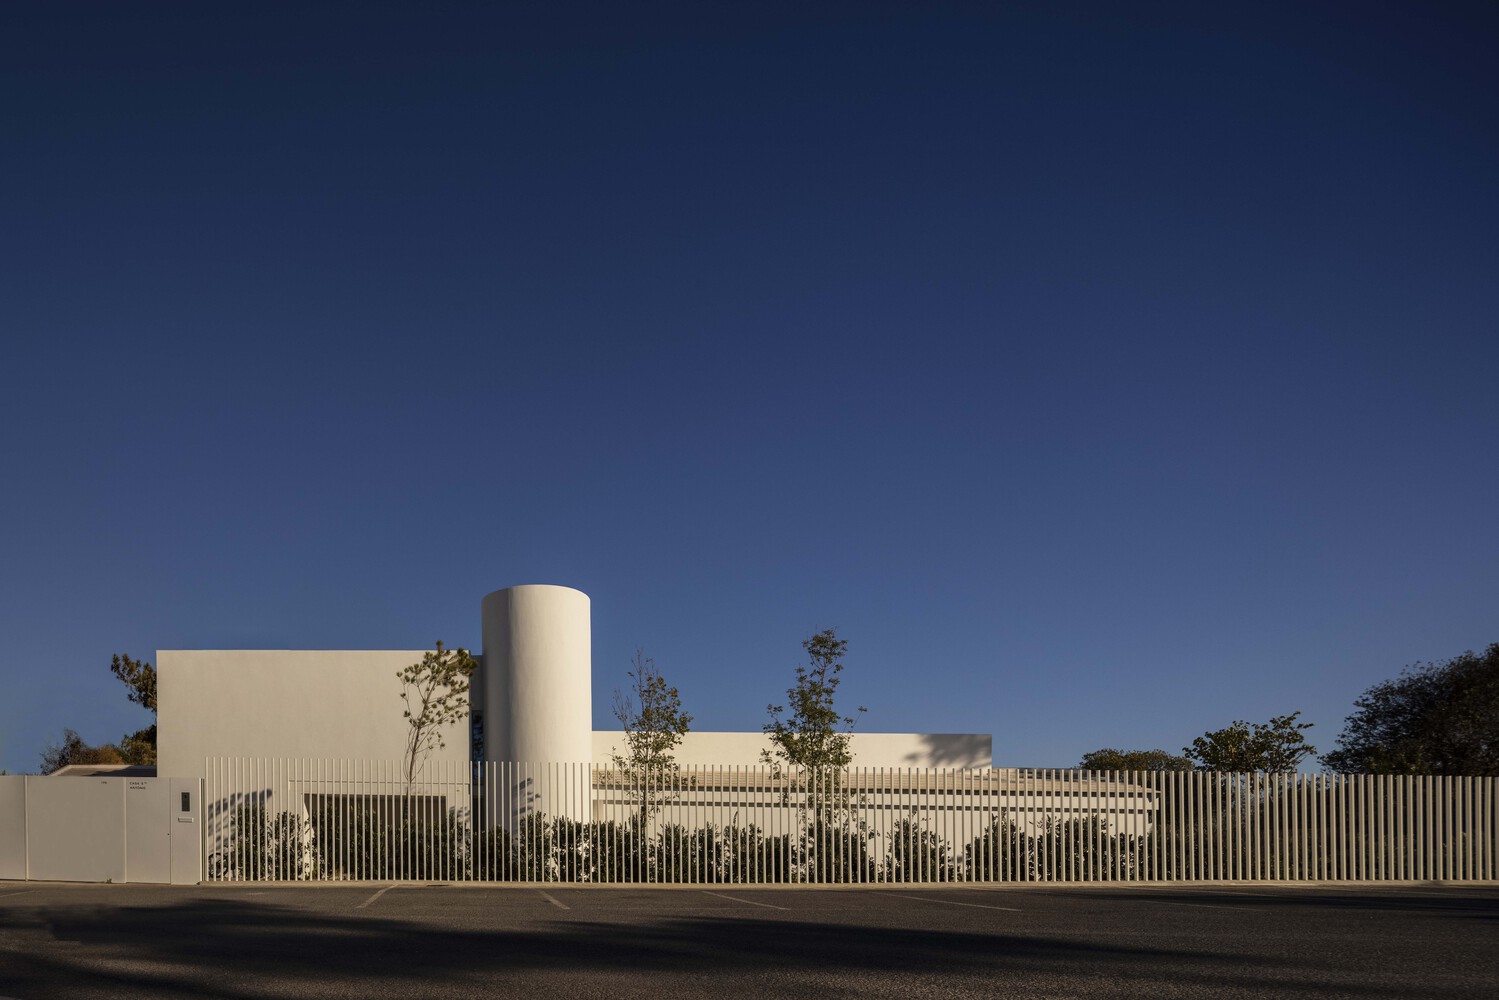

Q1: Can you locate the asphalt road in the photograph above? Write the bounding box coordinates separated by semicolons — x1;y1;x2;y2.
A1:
1;882;1495;999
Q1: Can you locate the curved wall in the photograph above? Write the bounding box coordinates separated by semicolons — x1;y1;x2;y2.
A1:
480;584;592;764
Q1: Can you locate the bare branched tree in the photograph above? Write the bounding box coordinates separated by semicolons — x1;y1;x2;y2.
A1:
610;649;692;826
398;641;478;787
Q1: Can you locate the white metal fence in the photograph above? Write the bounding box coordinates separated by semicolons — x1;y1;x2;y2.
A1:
204;758;1498;884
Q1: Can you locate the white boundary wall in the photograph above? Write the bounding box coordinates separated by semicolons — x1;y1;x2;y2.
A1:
0;778;25;881
0;776;203;884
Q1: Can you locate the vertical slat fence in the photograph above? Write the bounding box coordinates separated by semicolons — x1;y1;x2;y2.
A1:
202;759;1498;885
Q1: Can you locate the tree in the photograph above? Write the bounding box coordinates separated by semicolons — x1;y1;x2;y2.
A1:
763;628;866;772
1183;712;1316;772
1078;748;1193;772
39;729;126;774
610;649;693;825
397;641;477;787
1322;643;1498;775
110;653;157;765
110;653;156;712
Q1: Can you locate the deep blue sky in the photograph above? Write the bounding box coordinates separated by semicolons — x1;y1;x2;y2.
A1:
3;2;1496;773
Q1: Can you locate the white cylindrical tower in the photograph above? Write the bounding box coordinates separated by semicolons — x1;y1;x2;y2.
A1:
480;584;592;765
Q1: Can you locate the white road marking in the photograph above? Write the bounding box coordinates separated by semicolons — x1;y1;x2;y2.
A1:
872;891;1022;912
0;890;37;899
537;889;569;910
356;885;397;909
702;890;788;910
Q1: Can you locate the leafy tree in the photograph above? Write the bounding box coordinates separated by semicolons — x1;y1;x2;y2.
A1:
1183;712;1316;772
762;628;866;772
110;653;157;765
397;641;477;787
39;729;126;774
1323;643;1499;775
118;725;156;766
1078;748;1193;771
610;649;693;825
110;653;156;712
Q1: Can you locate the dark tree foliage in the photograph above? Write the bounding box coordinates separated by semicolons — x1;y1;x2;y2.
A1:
110;653;158;763
1323;643;1499;776
1078;748;1193;771
39;729;126;774
1183;712;1316;773
110;654;157;713
118;724;157;765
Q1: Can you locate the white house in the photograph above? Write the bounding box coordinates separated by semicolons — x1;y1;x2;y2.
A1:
157;584;994;781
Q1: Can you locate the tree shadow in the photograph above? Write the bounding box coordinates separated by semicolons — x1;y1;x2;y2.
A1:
0;890;1473;999
1024;885;1499;920
905;733;992;768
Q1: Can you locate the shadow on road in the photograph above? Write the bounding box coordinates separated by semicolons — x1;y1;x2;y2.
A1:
1023;885;1499;920
2;888;1495;998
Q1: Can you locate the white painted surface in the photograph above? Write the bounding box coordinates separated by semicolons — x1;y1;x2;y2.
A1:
481;586;592;764
592;731;993;768
169;778;202;884
2;777;202;885
157;650;470;783
125;779;170;884
26;777;125;883
482;585;592;821
0;777;25;880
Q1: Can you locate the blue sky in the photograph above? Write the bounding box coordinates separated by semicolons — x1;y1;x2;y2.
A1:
2;2;1495;773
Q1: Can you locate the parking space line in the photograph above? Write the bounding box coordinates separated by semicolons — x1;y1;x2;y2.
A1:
0;890;37;900
703;890;788;910
355;885;397;909
872;891;1021;912
537;889;569;910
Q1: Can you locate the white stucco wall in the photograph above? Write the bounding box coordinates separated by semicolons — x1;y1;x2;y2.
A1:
592;731;993;769
481;585;592;764
157;650;470;782
156;649;992;784
0;777;25;880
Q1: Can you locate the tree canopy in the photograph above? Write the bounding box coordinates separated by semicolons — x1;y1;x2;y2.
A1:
110;653;158;765
40;729;126;774
110;653;157;713
1078;748;1193;772
1322;643;1498;775
1183;712;1316;773
763;628;865;771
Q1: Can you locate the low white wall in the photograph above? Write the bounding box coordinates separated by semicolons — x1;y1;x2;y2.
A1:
592;731;993;769
0;777;202;884
158;650;471;783
0;777;25;880
26;777;125;883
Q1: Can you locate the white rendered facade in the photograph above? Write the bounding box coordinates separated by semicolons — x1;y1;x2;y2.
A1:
158;584;993;784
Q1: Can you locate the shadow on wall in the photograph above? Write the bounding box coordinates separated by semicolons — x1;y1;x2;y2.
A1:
906;734;992;768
